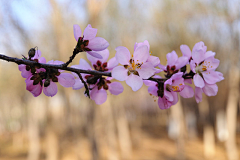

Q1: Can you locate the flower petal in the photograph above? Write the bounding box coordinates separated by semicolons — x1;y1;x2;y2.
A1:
107;57;118;71
73;24;82;41
147;55;160;67
90;88;107;105
204;51;215;59
175;56;188;70
148;85;158;96
133;45;149;63
43;80;58;97
164;90;173;101
192;41;206;63
86;51;103;59
112;66;128;81
109;82;124;95
25;77;42;97
137;62;155;79
87;37;109;51
203;83;218;96
203;56;220;71
126;74;143;91
115;46;130;65
87;49;109;64
134;40;150;51
32;50;41;60
179;85;194;98
193;74;205;88
202;70;224;84
72;78;84;90
180;45;192;59
83;24;97;40
166;51;178;66
158;97;172;110
195;87;203;103
58;73;75;88
19;65;32;78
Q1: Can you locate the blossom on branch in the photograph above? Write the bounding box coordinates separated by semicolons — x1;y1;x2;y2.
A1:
72;49;123;105
112;42;156;91
73;24;109;59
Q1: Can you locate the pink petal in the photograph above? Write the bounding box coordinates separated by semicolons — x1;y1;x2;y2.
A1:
203;56;220;71
25;77;42;97
90;88;107;105
148;85;158;96
86;51;103;59
137;62;155;79
87;49;109;65
19;65;32;78
115;46;130;65
108;82;124;95
87;37;109;51
126;74;143;91
164;90;173;101
193;74;205;88
192;41;206;63
73;24;82;41
83;24;97;40
195;87;203;103
171;72;183;80
112;66;128;81
147;55;160;67
179;85;194;98
133;45;149;63
43;80;58;97
190;60;196;73
72;78;84;90
58;73;75;88
166;51;178;66
134;40;150;51
32;50;41;60
203;83;218;96
107;57;118;71
184;79;192;84
202;71;224;84
172;92;179;105
38;57;46;63
175;56;188;70
180;45;192;59
204;51;215;59
78;59;92;70
158;97;172;110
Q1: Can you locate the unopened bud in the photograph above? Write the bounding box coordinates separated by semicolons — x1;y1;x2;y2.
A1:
28;48;36;58
44;79;50;87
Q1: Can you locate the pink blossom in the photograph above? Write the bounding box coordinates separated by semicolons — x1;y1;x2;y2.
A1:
18;50;46;78
72;50;123;105
195;82;219;103
73;24;109;59
112;43;155;91
188;42;224;88
159;51;188;77
25;60;75;97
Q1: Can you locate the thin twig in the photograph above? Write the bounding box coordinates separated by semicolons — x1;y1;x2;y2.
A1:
76;72;90;98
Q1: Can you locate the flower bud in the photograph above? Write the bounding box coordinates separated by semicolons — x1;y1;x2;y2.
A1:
44;79;50;87
28;48;36;58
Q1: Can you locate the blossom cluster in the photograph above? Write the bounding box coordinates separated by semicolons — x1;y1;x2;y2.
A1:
18;24;224;109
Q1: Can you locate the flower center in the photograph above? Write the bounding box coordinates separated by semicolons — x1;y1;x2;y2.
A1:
76;36;92;52
126;57;143;76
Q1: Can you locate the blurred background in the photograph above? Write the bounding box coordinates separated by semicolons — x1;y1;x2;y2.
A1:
0;0;239;159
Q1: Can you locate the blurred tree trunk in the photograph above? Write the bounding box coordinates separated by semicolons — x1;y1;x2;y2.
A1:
116;104;132;159
103;99;119;160
225;66;239;160
27;98;41;160
198;95;215;158
170;99;186;160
